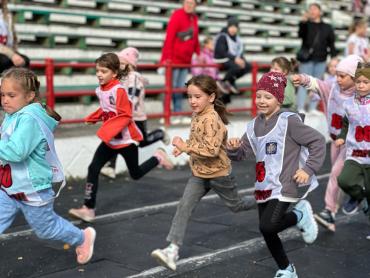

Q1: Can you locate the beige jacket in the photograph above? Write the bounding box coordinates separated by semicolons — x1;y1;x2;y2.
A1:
184;105;231;178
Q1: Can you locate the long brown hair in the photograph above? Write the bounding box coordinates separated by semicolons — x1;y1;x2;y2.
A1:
185;75;229;124
1;67;62;121
95;53;124;80
271;56;298;74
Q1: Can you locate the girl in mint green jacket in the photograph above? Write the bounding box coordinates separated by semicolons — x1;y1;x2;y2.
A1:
0;68;95;265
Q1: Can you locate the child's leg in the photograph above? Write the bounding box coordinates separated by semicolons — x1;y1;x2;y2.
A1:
258;200;297;270
324;145;346;213
338;160;365;202
0;190;19;234
119;144;159;180
210;175;256;212
166;176;208;246
84;142;117;209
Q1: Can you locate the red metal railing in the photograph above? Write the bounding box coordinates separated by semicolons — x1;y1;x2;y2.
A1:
30;59;270;125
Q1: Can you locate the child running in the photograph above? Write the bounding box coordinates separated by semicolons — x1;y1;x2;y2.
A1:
0;68;95;264
100;47;170;179
227;71;326;278
336;62;370;240
151;75;256;271
292;55;363;231
270;56;298;111
69;53;173;222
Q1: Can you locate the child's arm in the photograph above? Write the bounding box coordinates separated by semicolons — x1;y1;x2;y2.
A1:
335;115;349;147
291;73;332;104
85;107;104;124
0;115;44;162
226;133;255;161
288;116;326;177
96;88;132;144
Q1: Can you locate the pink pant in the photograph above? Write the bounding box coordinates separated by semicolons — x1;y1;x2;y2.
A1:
324;142;346;213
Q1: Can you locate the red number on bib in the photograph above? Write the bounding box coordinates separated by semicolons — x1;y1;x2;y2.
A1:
256;161;266;182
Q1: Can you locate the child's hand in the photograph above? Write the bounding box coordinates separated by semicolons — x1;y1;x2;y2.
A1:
293;169;310;184
227;138;241;150
172;147;182;157
172;136;186;152
291;74;302;87
335;138;345;147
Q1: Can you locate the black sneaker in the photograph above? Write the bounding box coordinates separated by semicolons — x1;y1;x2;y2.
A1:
342;197;360;215
314;209;336;232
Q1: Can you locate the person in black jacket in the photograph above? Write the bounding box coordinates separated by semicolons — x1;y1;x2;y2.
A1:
296;3;337;113
214;16;251;104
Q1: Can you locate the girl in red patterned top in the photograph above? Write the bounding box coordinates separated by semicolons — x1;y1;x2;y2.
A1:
69;53;173;222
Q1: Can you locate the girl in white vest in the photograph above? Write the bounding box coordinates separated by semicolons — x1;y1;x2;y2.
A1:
292;54;363;232
336;62;370;240
227;71;326;278
0;68;96;264
69;53;173;223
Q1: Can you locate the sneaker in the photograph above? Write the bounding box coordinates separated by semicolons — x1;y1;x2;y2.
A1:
216;80;230;95
100;166;116;179
154;148;174;170
75;227;96;264
366;234;370;240
342;197;360;215
295;200;318;244
161;129;171;145
225;80;239;94
242;195;257;210
274;264;298;278
69;205;96;223
151;245;179;271
314;209;336;232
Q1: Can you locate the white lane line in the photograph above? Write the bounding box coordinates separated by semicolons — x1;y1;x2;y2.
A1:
127;212;354;278
0;173;330;241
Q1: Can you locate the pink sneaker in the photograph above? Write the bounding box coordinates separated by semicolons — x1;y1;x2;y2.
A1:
69;205;96;223
76;227;96;264
154;148;174;170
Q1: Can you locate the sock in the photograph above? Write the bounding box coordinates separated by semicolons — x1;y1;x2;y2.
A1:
293;209;303;222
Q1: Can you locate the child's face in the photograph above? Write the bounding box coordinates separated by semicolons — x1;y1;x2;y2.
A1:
355;75;370;96
205;40;214;51
187;84;215;114
1;78;34;114
328;59;338;76
96;64;117;86
270;63;287;76
357;24;367;37
256;90;281;118
336;71;354;91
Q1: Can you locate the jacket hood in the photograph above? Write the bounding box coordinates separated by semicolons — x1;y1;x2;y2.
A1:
18;103;58;132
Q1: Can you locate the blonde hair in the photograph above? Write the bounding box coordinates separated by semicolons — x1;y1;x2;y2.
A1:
2;67;62;121
349;18;367;34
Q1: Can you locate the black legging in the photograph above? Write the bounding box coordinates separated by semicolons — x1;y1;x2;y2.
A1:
258;199;298;269
106;120;165;168
84;142;159;208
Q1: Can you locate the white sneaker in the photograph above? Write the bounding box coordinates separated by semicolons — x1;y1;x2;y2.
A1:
154;148;174;170
274;264;298;278
100;166;116;179
161;129;171;145
295;200;318;244
151;245;179;271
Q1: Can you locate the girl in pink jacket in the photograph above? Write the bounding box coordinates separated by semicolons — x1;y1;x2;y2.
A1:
292;55;363;231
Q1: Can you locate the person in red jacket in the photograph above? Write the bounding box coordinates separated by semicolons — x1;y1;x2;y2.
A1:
160;0;200;119
69;53;173;223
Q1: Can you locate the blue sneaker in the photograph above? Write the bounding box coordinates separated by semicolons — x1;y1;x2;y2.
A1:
274;264;298;278
294;200;318;244
342;197;360;215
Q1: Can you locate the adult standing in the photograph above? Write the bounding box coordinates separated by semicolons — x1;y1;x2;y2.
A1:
0;0;29;73
160;0;200;120
214;16;251;104
296;3;337;113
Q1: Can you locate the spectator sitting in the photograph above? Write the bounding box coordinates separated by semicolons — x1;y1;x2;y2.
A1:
214;16;251;104
0;0;29;73
191;36;219;80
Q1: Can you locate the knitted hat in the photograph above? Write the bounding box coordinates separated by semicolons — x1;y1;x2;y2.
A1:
256;71;287;103
336;54;363;77
227;16;239;28
117;47;139;67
